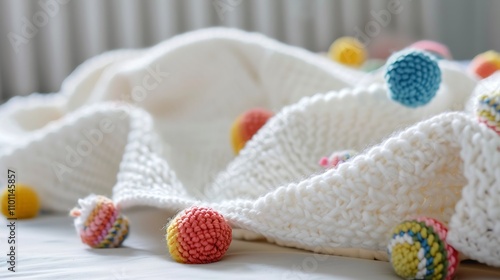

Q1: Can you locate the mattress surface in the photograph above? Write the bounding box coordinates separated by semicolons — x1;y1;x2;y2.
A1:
1;208;500;280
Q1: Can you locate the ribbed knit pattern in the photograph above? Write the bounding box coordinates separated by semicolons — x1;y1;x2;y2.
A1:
2;28;497;266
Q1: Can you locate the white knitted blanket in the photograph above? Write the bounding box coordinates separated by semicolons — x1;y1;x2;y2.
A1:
1;28;498;266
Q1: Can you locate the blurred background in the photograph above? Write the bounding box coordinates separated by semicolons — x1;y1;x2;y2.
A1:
0;0;499;100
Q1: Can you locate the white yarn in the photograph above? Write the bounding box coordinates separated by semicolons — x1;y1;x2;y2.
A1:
71;194;100;230
0;28;498;266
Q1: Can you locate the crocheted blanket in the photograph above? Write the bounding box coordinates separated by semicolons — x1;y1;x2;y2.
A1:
1;28;498;267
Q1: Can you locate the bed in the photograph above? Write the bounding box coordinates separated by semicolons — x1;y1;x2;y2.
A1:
2;207;500;279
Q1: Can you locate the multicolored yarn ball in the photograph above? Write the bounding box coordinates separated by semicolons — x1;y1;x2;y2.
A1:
469;50;500;79
166;206;232;264
69;195;129;248
476;90;500;135
319;150;357;169
230;108;274;154
410;40;452;60
1;184;40;219
385;49;441;108
328;37;367;67
388;217;459;280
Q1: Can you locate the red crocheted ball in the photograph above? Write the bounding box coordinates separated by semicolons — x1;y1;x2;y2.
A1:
231;108;274;154
166;206;232;264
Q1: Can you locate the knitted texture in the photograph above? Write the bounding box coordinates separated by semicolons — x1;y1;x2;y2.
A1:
446;78;500;267
388;217;458;280
1;184;39;219
410;40;452;60
167;206;232;264
70;195;129;248
1;28;497;265
230;108;274;154
385;49;441;108
319;150;357;169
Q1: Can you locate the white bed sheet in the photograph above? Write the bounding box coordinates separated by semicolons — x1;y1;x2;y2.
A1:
1;208;500;280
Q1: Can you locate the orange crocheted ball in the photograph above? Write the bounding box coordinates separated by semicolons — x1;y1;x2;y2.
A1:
469;50;500;79
230;108;274;154
166;206;232;264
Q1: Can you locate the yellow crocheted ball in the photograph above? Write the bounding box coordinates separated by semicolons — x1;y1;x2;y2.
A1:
1;184;40;219
328;37;367;67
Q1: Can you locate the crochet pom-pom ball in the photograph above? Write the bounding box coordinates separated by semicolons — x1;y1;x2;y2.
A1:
230;108;273;154
319;150;357;169
166;206;232;264
476;90;500;135
410;40;452;60
388;217;458;280
385;49;441;108
469;50;500;79
1;184;40;219
328;36;367;67
69;195;129;248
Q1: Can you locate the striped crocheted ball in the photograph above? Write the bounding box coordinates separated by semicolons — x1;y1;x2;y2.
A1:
328;36;367;67
469;50;500;79
388;217;459;280
385;49;441;108
476;90;500;134
410;40;452;60
70;195;129;248
231;108;274;154
319;150;357;169
167;206;232;264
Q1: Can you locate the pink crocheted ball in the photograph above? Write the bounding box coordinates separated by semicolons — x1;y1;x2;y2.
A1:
166;206;232;264
410;40;452;60
319;150;357;169
70;195;129;248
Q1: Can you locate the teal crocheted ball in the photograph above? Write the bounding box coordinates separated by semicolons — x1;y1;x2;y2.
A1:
385;49;441;108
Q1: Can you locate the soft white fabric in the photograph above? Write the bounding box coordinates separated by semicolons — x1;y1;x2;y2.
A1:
1;28;499;266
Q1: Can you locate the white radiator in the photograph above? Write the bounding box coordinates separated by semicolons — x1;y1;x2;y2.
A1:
0;0;499;99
